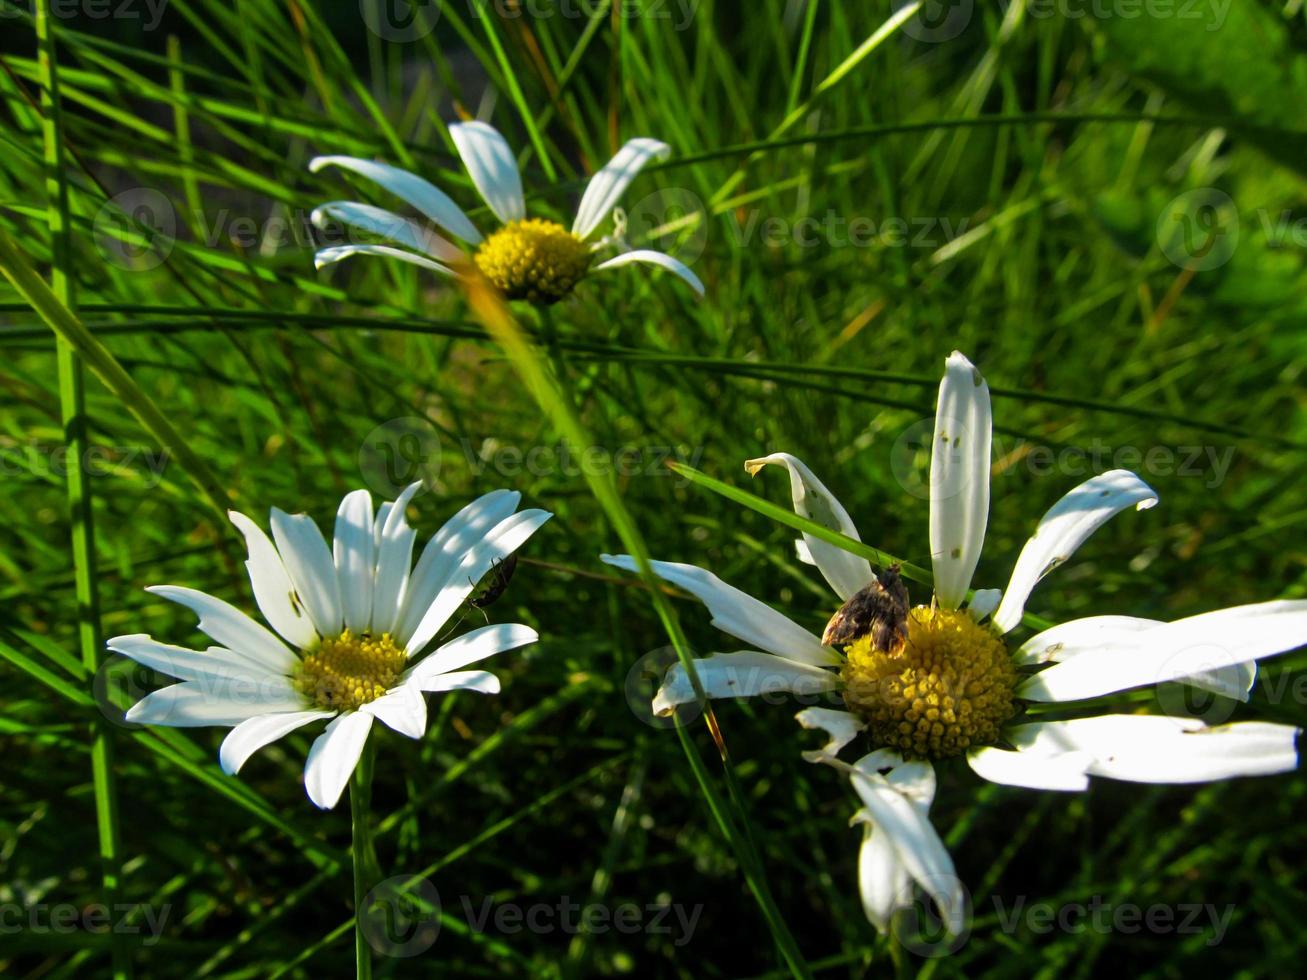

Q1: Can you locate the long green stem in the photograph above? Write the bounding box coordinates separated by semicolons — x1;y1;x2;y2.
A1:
350;743;378;980
36;5;129;978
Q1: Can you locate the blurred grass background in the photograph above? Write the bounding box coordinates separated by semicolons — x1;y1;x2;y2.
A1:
2;0;1306;977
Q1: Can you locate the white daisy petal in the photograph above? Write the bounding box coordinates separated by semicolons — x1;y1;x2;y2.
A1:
311;202;460;261
126;680;305;727
991;470;1158;634
371;482;423;636
857;820;911;932
967;589;1002;622
146;585;298;674
796;707;866;762
412;669;501;695
1013;615;1160;666
228;510;319;649
929;351;992;610
334;489;375;635
309;155;483;244
600;555;838;667
303;711;374;810
360;684;427;739
651;651;838;717
396;490;522;647
405;509;552;656
572;138;671;239
405;623;537;685
448;121;525;224
966;744;1091;792
848;755;964;936
270;508;344;639
1182;661;1258;703
314;244;455;276
1009;716;1300;784
1018;600;1307;702
219;710;335;775
744;453;874;601
107;634;284;684
591;249;704;296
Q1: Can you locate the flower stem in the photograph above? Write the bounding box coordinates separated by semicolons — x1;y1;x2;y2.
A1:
350;743;379;980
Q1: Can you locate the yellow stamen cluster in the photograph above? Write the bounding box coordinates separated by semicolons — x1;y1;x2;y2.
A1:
839;606;1017;759
295;630;406;711
473;218;593;305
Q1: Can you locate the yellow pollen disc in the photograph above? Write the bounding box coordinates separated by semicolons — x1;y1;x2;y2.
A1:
473;218;593;305
839;606;1018;760
294;630;407;712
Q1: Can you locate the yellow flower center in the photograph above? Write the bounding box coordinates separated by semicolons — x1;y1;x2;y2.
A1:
473;218;593;305
294;630;406;711
839;606;1018;759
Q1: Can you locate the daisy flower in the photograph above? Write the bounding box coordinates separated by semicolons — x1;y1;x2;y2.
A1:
110;485;550;809
602;351;1305;935
308;120;703;305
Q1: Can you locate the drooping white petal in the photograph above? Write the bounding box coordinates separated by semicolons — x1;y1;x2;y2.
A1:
847;754;964;937
107;634;285;685
1019;600;1307;702
228;511;319;650
928;351;992;609
1182;661;1258;703
1007;716;1300;784
303;711;374;809
651;651;838;717
600;555;838;667
411;669;501;695
309;155;483;243
370;482;423;636
126;680;306;727
405;509;552;655
796;707;866;762
314;244;456;277
991;470;1158;634
405;623;537;686
219;710;335;775
967;589;1002;622
858;820;911;932
146;585;298;674
334;490;375;635
311;202;460;262
270;508;344;639
360;684;427;739
592;249;704;296
966;744;1091;792
743;453;874;601
448;121;525;224
572;138;671;239
396;490;522;647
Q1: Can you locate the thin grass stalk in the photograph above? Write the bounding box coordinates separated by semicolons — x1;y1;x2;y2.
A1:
36;4;130;977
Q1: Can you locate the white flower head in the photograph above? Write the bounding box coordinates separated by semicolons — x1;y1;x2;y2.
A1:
603;350;1305;935
111;486;550;809
309;122;703;305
